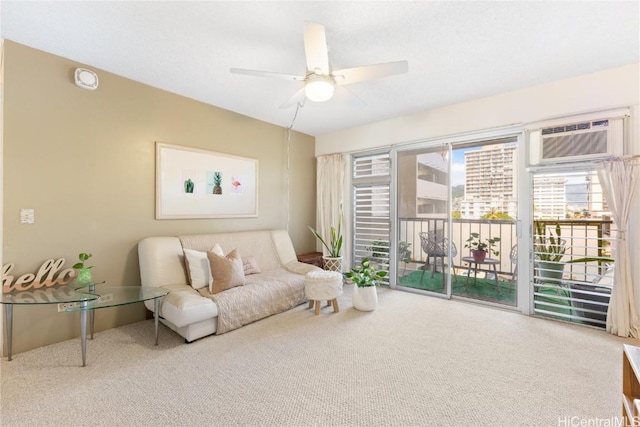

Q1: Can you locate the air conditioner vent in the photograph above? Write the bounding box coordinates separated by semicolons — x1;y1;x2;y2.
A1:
542;121;597;135
528;111;626;166
542;131;608;160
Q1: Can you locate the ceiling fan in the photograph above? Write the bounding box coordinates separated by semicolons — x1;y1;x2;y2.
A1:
230;22;408;108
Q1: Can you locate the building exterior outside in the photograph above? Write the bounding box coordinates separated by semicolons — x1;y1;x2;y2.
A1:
533;175;567;219
460;143;517;219
398;151;449;218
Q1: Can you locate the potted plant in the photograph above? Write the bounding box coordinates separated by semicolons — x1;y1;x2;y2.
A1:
365;240;411;274
367;240;389;261
72;252;94;286
308;204;343;272
534;222;567;287
344;258;388;311
464;233;500;262
398;241;412;276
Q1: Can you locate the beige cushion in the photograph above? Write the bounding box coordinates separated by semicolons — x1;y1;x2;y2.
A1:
183;244;224;289
242;256;261;275
208;249;246;294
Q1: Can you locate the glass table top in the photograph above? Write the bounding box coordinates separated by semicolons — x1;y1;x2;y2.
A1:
0;286;99;305
64;286;169;311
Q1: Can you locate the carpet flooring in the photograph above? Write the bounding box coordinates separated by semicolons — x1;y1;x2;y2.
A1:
0;285;635;427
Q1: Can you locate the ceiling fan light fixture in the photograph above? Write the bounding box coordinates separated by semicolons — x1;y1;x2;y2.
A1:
305;76;335;102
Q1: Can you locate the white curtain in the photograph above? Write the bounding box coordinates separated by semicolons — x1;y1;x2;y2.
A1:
598;157;640;337
316;154;345;256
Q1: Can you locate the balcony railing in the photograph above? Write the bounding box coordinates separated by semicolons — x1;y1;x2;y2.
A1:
398;217;613;279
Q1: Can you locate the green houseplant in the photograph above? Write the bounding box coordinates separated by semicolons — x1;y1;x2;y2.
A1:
345;258;388;288
534;222;567;289
72;252;94;286
367;240;389;259
365;240;412;274
464;233;500;262
345;258;388;311
308;204;343;272
398;241;412;275
534;222;566;262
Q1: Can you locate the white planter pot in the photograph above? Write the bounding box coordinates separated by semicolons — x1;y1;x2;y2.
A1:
352;285;378;311
323;256;343;273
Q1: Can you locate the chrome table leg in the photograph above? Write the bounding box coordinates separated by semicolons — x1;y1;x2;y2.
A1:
89;284;95;340
80;301;88;367
5;305;13;361
154;298;160;346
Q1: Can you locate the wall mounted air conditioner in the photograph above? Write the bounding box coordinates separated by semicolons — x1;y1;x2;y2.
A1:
529;115;625;165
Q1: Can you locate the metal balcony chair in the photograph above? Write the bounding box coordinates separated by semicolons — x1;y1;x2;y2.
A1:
419;232;457;285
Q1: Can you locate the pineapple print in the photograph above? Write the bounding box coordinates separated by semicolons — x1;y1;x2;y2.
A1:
212;172;222;195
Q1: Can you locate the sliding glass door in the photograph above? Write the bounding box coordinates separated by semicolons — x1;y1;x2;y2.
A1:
531;169;614;328
396;147;452;296
395;137;519;307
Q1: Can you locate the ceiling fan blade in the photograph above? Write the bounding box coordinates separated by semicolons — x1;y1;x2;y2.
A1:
334;85;366;109
332;60;408;85
279;87;307;109
230;68;305;81
303;22;329;75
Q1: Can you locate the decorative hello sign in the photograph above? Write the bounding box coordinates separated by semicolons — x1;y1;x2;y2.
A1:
2;258;77;294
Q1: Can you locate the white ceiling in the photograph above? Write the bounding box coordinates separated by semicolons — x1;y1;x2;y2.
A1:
1;1;638;137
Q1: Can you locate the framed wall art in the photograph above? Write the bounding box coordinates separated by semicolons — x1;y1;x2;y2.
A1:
155;142;258;219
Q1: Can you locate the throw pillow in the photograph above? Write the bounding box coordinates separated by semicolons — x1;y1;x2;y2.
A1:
242;256;261;275
208;249;246;294
183;244;224;289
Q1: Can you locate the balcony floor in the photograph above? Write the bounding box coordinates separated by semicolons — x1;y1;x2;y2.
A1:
398;269;517;307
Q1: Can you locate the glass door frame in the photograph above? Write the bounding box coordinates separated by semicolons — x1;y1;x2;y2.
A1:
390;126;528;313
391;146;454;300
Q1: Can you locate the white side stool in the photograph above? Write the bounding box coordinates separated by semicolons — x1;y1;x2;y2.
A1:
304;270;343;315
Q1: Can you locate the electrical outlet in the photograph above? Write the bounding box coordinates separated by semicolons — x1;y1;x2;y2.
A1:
97;293;113;303
57;293;113;312
57;302;80;312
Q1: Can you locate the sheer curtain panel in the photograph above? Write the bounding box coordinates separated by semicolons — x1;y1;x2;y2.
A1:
316;154;345;256
598;157;640;337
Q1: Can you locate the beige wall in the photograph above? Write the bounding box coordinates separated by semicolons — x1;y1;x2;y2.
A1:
316;63;640;155
2;41;317;355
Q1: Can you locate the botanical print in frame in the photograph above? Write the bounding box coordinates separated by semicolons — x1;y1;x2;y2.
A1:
155;142;258;219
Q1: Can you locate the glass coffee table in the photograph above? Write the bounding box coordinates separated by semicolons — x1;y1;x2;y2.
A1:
69;283;168;366
1;284;168;367
1;286;99;362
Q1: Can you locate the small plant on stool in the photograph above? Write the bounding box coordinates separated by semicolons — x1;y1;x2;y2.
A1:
464;233;500;262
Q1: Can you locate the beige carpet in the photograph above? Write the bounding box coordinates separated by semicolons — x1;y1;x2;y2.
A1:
0;285;635;427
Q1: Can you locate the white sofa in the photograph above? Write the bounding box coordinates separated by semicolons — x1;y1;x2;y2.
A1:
138;229;321;342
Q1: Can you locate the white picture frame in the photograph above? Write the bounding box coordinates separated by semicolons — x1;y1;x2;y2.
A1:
155;142;258;219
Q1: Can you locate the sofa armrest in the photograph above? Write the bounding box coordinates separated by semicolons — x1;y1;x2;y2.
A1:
139;236;188;289
270;229;299;265
284;260;323;276
156;283;218;327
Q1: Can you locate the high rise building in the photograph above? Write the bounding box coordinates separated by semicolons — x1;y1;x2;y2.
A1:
460;143;517;219
532;175;566;219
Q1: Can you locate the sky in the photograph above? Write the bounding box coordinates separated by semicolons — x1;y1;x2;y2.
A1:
451;148;469;187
